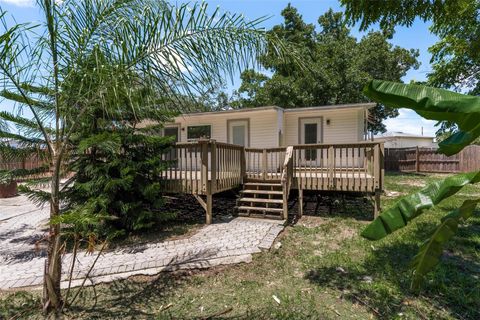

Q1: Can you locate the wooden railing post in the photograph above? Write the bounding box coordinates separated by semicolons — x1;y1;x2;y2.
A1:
210;140;217;194
372;142;384;218
281;146;294;220
262;149;267;180
240;147;246;183
380;143;385;190
328;146;334;189
200;140;209;194
373;144;380;189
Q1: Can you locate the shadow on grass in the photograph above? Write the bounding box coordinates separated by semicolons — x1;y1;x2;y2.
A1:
305;217;480;320
66;271;188;319
63;245;223;319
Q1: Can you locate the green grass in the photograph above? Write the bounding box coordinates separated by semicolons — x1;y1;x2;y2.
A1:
1;173;479;319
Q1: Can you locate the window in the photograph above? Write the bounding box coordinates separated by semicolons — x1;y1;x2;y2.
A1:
163;126;179;142
187;125;211;140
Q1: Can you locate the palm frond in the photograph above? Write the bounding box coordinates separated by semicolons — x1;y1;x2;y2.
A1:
0;90;53;110
17;184;50;206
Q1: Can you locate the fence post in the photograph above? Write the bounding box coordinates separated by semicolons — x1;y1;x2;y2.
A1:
415;146;420;173
459;148;464;172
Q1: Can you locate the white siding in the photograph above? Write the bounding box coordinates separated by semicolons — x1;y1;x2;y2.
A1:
174;108;281;148
140;105;367;148
284;108;364;146
357;109;365;141
277;109;284;146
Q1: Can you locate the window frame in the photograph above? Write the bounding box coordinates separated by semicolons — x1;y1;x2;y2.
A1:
187;124;212;140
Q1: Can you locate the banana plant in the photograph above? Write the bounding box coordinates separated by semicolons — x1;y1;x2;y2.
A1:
362;80;480;290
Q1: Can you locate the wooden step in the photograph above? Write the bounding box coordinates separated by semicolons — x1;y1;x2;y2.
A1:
236;206;283;213
238;197;283;204
237;212;284;220
244;182;282;187
240;189;283;195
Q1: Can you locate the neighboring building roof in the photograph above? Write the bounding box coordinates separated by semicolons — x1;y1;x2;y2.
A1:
375;131;435;139
179;103;375;117
0;138;21;148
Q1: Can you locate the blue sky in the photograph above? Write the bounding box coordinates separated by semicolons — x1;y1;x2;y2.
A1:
0;0;439;136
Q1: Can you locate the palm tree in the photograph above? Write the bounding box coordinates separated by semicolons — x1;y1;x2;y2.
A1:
0;0;288;314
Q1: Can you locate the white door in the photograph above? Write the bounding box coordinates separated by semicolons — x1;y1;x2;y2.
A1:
299;117;322;164
228;120;249;146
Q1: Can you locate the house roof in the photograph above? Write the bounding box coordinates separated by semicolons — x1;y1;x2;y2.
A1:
180;103;375;117
375;131;435;139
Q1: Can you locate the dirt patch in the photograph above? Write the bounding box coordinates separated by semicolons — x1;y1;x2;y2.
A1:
384;190;405;197
296;216;330;228
396;180;426;187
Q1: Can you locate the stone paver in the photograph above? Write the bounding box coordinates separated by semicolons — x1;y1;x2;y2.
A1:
0;195;284;290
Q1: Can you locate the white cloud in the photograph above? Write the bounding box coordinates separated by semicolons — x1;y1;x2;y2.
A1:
153;45;193;74
383;108;438;136
0;0;35;7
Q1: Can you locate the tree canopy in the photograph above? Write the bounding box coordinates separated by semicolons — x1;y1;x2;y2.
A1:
341;0;480;137
230;5;420;133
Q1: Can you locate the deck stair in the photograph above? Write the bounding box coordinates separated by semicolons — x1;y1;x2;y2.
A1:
236;181;285;219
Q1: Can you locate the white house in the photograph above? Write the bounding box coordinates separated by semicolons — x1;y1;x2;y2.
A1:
374;131;437;149
156;103;374;147
140;103;384;222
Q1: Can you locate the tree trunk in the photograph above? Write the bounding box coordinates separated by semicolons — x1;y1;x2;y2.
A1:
43;155;63;315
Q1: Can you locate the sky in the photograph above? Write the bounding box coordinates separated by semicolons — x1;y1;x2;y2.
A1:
0;0;439;136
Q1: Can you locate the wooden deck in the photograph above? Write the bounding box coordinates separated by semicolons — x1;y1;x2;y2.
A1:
161;140;384;223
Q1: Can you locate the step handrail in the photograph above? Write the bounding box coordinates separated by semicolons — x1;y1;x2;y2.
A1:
280;146;294;220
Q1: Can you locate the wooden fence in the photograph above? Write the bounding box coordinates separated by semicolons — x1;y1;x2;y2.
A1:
0;154;48;171
384;145;480;173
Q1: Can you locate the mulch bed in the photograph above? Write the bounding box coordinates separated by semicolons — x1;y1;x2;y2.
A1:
163;189;374;223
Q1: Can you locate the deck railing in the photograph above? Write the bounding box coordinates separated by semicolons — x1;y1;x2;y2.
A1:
292;142;384;192
212;142;244;192
245;147;286;180
161;140;244;195
161;140;384;194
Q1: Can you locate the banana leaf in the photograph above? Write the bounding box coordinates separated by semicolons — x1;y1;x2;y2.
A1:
410;199;479;290
363;80;480;156
362;171;480;240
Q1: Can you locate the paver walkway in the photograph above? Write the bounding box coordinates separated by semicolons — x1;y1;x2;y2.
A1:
0;195;284;290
